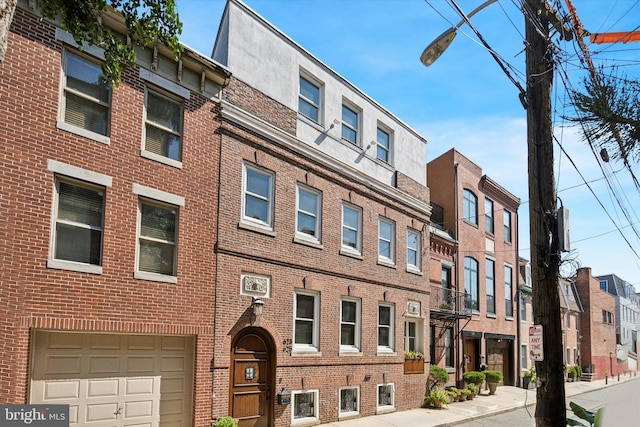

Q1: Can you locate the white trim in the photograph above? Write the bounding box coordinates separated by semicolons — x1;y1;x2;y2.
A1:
140;149;183;169
290;389;319;425
293;290;320;353
340;297;361;353
56;121;111;145
376;383;395;412
295;183;322;244
377;303;395;353
134;270;178;284
241;162;275;230
378;217;395;264
132;183;185;206
406;228;421;271
48;160;112;187
341;203;362;255
338;386;360;418
56;29;105;59
140;69;191;99
47;259;102;275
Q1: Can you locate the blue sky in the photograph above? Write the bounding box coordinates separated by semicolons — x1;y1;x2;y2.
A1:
175;0;640;289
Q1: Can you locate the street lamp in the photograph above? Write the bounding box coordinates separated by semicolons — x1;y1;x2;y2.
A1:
419;0;497;67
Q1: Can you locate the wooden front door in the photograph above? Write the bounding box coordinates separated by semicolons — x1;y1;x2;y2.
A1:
465;339;477;372
230;328;274;427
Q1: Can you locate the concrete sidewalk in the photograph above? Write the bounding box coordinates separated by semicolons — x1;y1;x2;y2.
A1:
317;373;639;427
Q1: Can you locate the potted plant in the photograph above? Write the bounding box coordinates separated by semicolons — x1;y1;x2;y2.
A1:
483;370;503;395
523;366;536;389
215;417;237;427
575;364;582;381
467;383;479;398
463;371;486;387
404;351;425;374
445;389;458;403
424;388;449;409
567;365;576;382
428;364;450;390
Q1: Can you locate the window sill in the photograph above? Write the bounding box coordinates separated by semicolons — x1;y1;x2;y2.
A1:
291;417;320;427
140;149;183;169
134;270;177;284
338;412;360;421
339;248;363;260
47;259;102;275
486;313;497;319
57;120;110;145
339;351;363;357
291;350;322;357
293;235;324;250
377;350;396;356
377;259;396;269
238;221;276;237
463;220;479;229
376;407;395;415
406;267;423;276
506;316;514;321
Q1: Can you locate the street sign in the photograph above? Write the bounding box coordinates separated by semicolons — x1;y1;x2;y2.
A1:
529;325;544;361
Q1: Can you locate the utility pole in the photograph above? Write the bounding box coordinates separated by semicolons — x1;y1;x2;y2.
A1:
525;1;566;425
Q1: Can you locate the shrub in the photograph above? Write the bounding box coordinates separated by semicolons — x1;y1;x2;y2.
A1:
575;365;583;378
567;365;576;378
424;388;449;408
404;351;424;360
216;417;237;427
429;364;449;390
467;383;479;394
484;370;503;383
462;371;485;385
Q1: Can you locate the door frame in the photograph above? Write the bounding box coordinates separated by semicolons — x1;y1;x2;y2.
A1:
229;327;276;427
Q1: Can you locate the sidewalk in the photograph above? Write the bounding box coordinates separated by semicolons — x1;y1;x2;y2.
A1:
316;373;639;427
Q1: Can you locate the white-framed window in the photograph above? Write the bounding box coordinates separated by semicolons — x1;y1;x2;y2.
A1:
341;103;359;145
464;257;479;312
444;328;454;368
137;199;178;278
486;258;495;315
299;75;321;123
61;49;111;139
340;297;361;352
520;294;527;321
296;184;321;242
378;217;395;264
294;291;319;352
377;383;395;410
341;203;362;254
376;126;391;163
291;389;319;424
504;209;512;243
463;189;478;225
521;344;528;370
51;177;105;269
242;163;275;229
143;87;183;163
378;303;395;353
485;198;494;234
407;229;421;271
505;264;513;318
339;386;360;417
404;319;423;353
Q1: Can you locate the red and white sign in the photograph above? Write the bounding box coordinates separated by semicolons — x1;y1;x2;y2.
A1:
529;325;544;361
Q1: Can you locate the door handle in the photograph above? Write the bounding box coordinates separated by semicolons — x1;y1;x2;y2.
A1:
114;407;122;416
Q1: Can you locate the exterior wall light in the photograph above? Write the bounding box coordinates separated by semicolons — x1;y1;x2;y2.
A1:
251;297;264;316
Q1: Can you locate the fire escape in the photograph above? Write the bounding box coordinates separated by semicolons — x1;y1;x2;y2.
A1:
430;285;471;365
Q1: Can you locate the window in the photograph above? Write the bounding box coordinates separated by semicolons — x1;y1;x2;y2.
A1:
62;50;111;137
144;88;183;162
378;218;395;264
404;319;423;353
242;163;274;229
378;303;394;353
504;210;512;243
296;185;321;242
566;312;571;330
407;229;421;271
520;294;527;321
341;203;362;254
137;199;178;277
485;198;494;234
600;280;607;291
441;266;452;303
521;345;528;370
299;75;320;123
292;390;318;423
377;384;395;410
486;258;495;315
376;126;390;163
463;189;478;225
51;178;105;267
505;265;513;317
294;291;319;351
464;257;479;311
339;387;359;417
444;328;454;368
341;104;359;145
340;298;361;352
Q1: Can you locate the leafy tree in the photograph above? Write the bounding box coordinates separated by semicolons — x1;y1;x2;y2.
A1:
0;0;183;87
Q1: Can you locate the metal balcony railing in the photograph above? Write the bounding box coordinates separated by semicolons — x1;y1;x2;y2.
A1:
430;286;472;318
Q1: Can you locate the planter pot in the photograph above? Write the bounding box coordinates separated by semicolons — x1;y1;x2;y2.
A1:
522;377;531;389
458;394;466;402
488;382;498;395
403;359;424;374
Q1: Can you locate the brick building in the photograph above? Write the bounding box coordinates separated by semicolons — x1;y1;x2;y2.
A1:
208;1;432;425
0;2;230;426
427;149;521;386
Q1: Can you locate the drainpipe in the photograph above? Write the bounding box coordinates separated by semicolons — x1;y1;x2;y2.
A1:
454;162;461;385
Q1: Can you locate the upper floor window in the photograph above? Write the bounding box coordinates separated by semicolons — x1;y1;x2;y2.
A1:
464;257;479;312
378;218;395;264
504;210;512;243
341;104;359;145
485;198;494;234
137;199;178;277
340;298;361;352
144;88;183;162
407;229;421;271
299;75;321;123
505;264;513;317
294;291;320;351
441;265;452;303
296;185;322;242
62;51;111;137
52;178;105;267
341;203;362;254
378;303;394;353
463;189;478;226
520;294;527;321
376;126;391;163
486;258;495;315
242;163;274;229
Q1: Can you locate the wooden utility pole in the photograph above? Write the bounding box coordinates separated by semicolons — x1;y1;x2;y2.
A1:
524;1;567;426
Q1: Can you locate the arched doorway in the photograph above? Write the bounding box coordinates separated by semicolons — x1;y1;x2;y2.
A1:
229;327;275;427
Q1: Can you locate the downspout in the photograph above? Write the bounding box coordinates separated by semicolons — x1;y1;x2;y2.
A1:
454;162;461;385
515;206;521;386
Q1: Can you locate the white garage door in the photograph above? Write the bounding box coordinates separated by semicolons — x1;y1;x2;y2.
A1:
30;331;194;427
